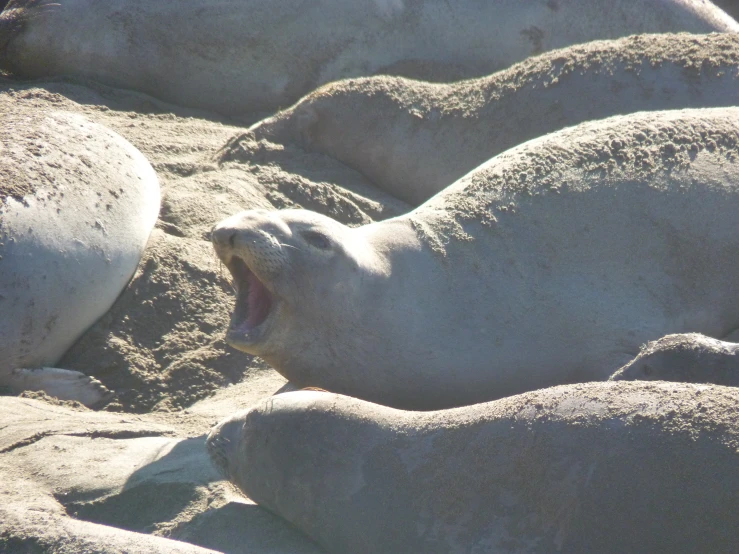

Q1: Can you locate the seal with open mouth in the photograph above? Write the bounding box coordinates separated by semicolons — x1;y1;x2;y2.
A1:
212;107;739;410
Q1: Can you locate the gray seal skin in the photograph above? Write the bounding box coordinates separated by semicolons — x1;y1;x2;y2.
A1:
247;32;739;204
211;107;739;410
0;108;159;405
713;0;739;21
0;0;737;115
207;382;739;553
609;333;739;387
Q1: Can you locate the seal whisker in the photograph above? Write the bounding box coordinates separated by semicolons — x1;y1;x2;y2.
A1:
215;259;237;294
277;242;301;252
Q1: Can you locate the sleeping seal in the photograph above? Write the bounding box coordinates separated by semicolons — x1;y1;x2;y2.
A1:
0;0;736;114
207;383;739;553
245;33;739;204
1;107;159;405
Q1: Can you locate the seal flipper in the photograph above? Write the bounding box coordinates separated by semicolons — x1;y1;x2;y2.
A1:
0;0;61;72
609;333;739;387
8;367;113;407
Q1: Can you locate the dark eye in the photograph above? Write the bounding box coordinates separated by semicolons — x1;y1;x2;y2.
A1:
301;230;331;249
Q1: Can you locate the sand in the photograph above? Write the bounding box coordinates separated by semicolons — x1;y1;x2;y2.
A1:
0;73;414;552
0;75;408;415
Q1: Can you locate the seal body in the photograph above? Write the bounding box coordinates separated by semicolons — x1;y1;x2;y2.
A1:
713;0;739;21
610;333;739;387
207;383;739;553
0;107;159;402
248;33;739;204
212;107;739;409
1;0;737;114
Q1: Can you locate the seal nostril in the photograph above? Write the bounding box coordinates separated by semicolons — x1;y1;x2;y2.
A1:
211;226;237;248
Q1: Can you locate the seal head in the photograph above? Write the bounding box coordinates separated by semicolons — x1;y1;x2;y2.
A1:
211;209;389;360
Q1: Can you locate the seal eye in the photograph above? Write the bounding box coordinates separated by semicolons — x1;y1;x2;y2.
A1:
301;230;331;250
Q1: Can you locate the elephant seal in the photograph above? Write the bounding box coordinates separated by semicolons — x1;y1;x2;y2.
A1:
212;107;739;410
609;333;739;387
1;107;160;405
1;1;737;115
207;382;739;553
713;0;739;21
246;32;739;204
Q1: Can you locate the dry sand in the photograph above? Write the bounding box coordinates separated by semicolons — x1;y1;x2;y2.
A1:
0;74;408;415
0;74;413;552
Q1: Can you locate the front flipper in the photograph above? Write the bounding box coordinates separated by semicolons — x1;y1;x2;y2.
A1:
8;367;112;407
609;333;739;387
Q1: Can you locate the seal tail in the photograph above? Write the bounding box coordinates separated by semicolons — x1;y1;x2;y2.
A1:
0;0;60;72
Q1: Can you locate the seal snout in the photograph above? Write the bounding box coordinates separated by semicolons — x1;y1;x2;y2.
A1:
210;211;290;276
211;223;237;250
206;414;245;481
211;211;294;348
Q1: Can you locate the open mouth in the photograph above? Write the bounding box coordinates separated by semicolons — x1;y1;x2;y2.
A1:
225;256;273;339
